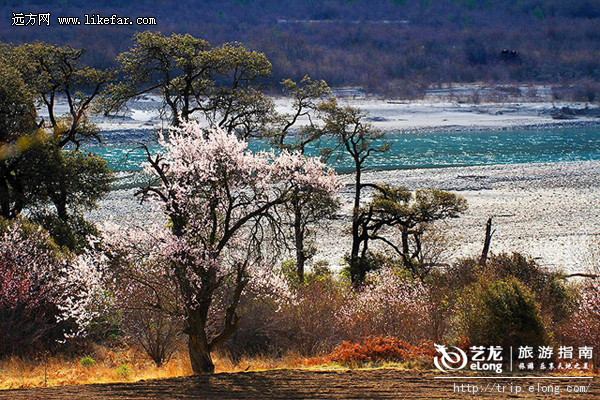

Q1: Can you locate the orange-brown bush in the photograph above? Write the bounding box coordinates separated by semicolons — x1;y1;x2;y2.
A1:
310;336;436;367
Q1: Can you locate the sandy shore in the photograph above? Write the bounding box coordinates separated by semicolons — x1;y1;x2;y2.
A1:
89;160;599;274
92;97;600;133
332;99;600;131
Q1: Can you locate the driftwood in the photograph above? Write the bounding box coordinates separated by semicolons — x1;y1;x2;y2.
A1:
562;273;600;279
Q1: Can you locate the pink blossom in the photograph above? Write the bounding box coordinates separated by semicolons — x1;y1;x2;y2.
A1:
336;267;431;342
107;123;340;359
0;222;104;339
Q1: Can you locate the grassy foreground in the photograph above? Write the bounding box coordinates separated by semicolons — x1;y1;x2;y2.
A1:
0;346;321;390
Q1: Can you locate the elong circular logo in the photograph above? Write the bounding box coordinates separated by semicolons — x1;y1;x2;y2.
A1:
434;344;468;373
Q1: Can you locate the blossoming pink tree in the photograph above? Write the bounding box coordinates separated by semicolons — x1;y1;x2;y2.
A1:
128;122;339;373
102;222;186;367
336;267;432;343
569;280;600;366
0;220;102;356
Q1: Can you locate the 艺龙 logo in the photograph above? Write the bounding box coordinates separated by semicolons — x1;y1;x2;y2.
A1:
434;343;468;373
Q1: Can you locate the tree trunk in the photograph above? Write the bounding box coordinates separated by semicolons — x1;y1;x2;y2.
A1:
55;197;68;221
400;229;419;277
186;308;215;374
479;217;493;267
349;167;362;286
293;198;306;283
401;230;410;265
0;175;11;219
187;334;215;374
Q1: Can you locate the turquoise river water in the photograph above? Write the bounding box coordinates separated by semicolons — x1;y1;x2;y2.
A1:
85;126;600;174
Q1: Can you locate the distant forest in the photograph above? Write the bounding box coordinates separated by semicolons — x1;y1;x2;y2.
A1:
2;0;600;97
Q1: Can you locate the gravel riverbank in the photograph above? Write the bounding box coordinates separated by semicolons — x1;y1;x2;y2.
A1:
89;160;600;274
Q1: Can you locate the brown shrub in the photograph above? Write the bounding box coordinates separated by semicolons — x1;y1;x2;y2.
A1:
309;336;436;367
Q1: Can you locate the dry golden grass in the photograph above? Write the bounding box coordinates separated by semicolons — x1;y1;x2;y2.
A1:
3;346;592;391
0;346;317;390
0;345;187;390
